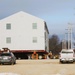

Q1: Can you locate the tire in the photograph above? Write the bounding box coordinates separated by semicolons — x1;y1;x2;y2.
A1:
59;60;63;64
14;61;16;64
70;61;74;63
10;62;14;65
1;63;4;65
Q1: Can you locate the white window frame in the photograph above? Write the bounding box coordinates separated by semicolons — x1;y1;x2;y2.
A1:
6;37;11;44
6;23;11;30
32;23;37;29
33;37;37;43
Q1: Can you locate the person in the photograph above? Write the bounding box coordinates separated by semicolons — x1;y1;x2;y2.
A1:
48;51;52;59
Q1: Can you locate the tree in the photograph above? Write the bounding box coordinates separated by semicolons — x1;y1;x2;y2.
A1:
49;34;62;55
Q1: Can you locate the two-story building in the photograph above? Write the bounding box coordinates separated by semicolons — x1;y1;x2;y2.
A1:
0;11;49;59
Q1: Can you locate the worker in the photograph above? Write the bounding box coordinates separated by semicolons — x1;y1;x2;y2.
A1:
48;51;52;59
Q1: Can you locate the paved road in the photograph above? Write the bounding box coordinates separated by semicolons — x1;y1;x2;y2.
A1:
0;59;75;75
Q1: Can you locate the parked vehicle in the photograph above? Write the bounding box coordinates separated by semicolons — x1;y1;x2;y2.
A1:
0;52;16;65
59;49;75;63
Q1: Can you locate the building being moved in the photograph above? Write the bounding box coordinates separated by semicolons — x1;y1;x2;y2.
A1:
0;11;49;59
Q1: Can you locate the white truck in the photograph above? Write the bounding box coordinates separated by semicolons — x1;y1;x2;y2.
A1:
59;49;75;63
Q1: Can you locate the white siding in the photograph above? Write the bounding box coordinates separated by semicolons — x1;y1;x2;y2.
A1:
45;28;49;52
0;11;46;51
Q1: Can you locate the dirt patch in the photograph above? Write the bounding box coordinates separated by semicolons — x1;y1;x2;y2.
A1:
0;59;75;75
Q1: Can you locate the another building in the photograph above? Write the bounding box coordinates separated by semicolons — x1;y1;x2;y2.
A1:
0;11;49;59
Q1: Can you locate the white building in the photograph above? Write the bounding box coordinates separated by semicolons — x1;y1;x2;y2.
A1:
0;11;49;59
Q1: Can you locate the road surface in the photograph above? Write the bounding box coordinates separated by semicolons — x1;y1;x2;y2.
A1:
0;59;75;75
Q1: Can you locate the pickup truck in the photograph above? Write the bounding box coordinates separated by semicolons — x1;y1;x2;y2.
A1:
59;49;75;63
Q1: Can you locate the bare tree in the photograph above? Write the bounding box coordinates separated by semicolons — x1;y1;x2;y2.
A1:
49;34;62;55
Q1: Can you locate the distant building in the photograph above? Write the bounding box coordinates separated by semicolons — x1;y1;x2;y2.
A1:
0;11;49;59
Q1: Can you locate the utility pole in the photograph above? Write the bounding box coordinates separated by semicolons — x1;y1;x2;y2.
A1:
68;23;73;49
67;25;70;49
62;33;67;49
64;33;67;49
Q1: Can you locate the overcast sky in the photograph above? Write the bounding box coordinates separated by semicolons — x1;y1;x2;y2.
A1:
0;0;75;39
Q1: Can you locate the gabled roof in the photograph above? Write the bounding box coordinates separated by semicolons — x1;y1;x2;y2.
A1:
0;11;44;21
0;11;49;34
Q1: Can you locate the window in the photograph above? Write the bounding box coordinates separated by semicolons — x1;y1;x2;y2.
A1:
33;37;37;43
6;23;11;30
32;23;37;29
6;37;11;43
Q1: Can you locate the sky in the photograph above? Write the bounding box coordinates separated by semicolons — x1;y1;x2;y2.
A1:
0;0;75;40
